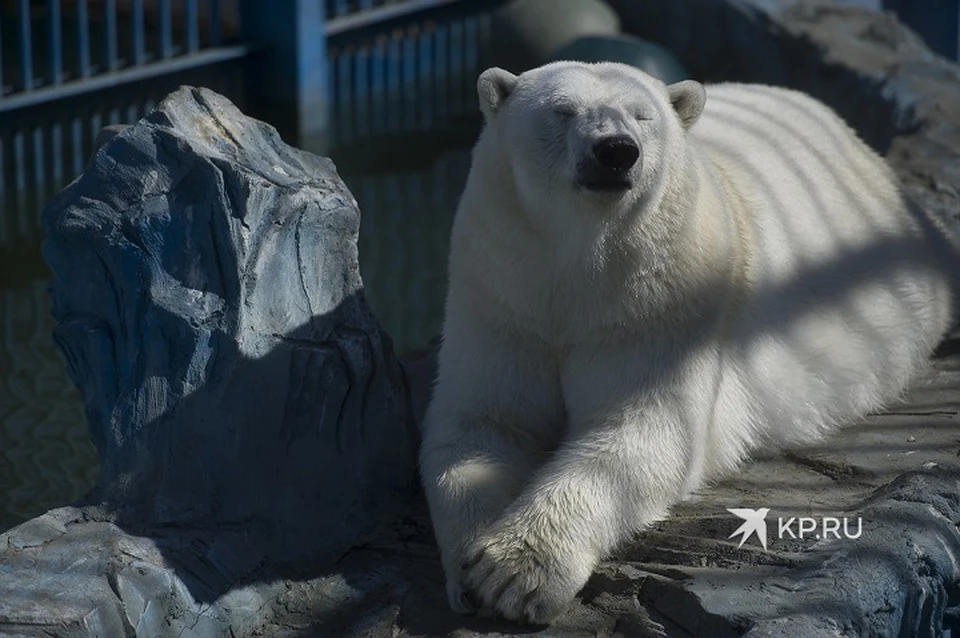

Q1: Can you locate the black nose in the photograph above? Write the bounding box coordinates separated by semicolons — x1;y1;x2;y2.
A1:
593;136;640;171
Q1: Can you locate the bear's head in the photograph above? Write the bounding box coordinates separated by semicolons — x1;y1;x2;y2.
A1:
473;61;705;224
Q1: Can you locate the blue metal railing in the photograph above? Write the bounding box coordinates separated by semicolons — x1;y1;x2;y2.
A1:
77;1;91;78
105;0;119;72
16;0;33;93
0;0;249;244
315;0;499;173
0;0;504;244
2;0;237;101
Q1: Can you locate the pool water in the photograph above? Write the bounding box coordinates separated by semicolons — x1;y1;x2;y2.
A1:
0;146;473;532
352;149;472;354
0;273;98;531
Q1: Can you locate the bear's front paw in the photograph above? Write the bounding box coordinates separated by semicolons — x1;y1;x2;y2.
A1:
462;523;592;624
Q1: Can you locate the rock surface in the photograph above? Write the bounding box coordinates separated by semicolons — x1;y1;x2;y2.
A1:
3;1;960;637
42;85;417;545
0;86;417;635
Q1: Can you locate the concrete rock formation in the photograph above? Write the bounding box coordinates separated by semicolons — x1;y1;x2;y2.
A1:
41;85;417;545
0;85;418;635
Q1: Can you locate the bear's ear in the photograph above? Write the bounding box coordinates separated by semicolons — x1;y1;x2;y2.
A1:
667;80;706;129
477;67;518;120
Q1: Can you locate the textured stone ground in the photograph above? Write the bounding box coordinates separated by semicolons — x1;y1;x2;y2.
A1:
3;335;958;636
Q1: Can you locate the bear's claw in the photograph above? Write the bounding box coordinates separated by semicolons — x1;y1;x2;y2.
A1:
461;527;582;624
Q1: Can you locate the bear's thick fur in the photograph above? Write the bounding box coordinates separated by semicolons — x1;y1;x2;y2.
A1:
419;61;957;624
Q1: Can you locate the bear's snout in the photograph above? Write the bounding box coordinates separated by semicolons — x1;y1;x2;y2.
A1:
576;134;641;193
594;136;640;172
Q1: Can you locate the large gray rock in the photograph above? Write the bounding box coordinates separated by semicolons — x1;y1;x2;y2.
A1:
0;85;418;636
40;86;417;552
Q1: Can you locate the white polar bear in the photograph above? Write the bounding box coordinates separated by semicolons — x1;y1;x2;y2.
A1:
418;61;957;624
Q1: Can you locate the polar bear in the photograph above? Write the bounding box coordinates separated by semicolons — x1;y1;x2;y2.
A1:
418;61;957;624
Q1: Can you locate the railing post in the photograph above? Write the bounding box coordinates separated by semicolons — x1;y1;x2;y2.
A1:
239;0;329;154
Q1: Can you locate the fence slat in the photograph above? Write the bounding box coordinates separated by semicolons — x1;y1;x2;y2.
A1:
387;35;401;132
354;46;370;139
0;136;7;244
337;53;352;145
418;28;432;131
434;25;447;122
448;20;463;116
88;112;103;162
210;0;221;46
77;0;91;78
0;12;6;95
186;0;200;53
463;15;477;113
371;39;386;135
133;0;146;65
105;0;118;71
49;0;63;86
160;0;173;59
70;117;83;178
51;121;64;191
18;0;33;92
30;126;44;238
14;132;28;239
402;33;416;131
